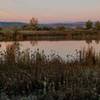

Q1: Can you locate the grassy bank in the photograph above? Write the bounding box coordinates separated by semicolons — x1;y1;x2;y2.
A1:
0;43;100;99
0;29;100;41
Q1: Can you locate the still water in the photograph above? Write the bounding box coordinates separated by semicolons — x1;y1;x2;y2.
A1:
0;40;100;60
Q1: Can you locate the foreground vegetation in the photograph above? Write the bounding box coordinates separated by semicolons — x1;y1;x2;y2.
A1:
0;42;100;99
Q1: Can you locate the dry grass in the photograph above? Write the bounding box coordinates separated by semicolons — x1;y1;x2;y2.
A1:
0;42;100;99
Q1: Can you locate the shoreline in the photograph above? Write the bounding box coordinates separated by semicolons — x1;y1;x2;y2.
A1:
0;29;100;41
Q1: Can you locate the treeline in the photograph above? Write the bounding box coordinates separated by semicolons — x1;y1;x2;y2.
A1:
86;20;100;30
0;18;100;41
0;18;100;31
21;19;100;31
22;18;100;31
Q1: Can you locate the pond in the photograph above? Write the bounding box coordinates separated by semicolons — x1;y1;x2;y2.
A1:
0;40;100;60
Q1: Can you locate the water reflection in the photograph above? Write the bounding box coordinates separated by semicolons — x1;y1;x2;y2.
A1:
86;40;100;44
0;40;100;60
30;41;38;46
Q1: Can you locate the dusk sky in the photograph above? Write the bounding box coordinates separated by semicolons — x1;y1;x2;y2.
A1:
0;0;100;23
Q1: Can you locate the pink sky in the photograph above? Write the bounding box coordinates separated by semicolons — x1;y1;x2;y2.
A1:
0;0;100;23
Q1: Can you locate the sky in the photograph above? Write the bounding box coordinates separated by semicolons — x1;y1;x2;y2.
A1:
0;0;100;23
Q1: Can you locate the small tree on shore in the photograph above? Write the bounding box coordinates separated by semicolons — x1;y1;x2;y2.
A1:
0;27;2;31
30;17;38;26
29;17;38;30
86;20;93;29
22;17;38;30
56;26;66;31
95;21;100;30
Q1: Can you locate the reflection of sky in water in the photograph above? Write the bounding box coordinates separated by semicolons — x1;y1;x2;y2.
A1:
0;40;100;61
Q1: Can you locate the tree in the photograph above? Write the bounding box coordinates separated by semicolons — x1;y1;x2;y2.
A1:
27;17;38;30
95;21;100;30
30;17;38;26
56;26;66;31
13;27;19;41
22;17;39;30
0;27;2;31
86;20;93;29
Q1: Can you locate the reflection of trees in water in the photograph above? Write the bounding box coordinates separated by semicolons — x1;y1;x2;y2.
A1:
86;40;92;44
95;40;100;44
86;40;100;44
30;41;38;46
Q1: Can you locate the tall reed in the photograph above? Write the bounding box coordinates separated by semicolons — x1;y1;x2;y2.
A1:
0;42;100;99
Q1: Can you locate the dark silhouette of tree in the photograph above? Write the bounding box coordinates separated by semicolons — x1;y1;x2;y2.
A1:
30;17;38;26
13;27;19;41
95;21;100;30
0;27;2;31
22;17;39;30
56;26;66;31
86;20;93;29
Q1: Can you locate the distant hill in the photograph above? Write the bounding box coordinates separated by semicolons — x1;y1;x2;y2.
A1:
40;22;85;28
0;22;85;29
0;22;26;28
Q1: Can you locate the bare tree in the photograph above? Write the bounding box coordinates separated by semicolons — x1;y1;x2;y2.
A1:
30;17;38;26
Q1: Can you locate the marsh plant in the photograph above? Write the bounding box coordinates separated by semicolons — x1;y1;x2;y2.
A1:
0;42;100;100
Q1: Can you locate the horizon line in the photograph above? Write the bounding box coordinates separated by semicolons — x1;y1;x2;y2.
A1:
0;20;98;24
